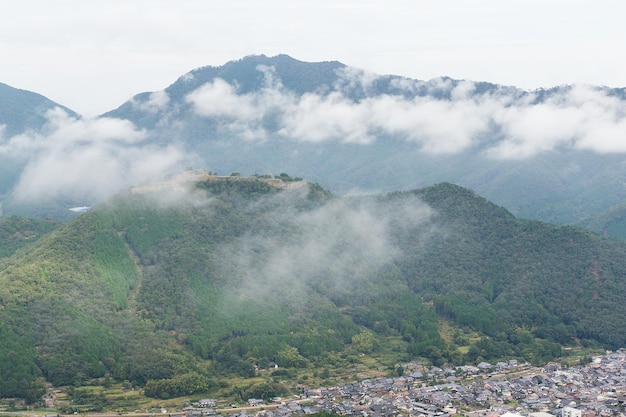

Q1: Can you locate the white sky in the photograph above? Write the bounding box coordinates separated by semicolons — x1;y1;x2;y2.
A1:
1;0;625;117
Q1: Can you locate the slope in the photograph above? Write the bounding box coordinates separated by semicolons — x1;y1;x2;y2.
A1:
3;55;626;230
408;183;626;348
1;176;626;402
0;215;60;258
0;82;78;137
0;82;80;214
100;55;626;227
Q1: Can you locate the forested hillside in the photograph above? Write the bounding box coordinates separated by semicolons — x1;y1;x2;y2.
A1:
0;175;625;402
0;216;60;258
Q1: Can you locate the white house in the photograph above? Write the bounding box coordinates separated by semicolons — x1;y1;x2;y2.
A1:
562;406;581;417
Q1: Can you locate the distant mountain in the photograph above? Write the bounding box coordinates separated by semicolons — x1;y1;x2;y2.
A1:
0;82;80;216
103;54;346;127
3;54;626;235
0;82;78;136
579;203;626;238
102;54;626;229
1;175;625;401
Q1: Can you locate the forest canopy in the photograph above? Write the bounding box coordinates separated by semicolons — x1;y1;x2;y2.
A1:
0;178;625;400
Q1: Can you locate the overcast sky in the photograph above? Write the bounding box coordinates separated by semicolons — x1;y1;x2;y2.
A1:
2;0;625;117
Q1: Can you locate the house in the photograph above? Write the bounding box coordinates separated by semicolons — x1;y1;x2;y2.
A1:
459;365;480;375
198;399;216;408
496;362;510;371
501;412;525;417
529;411;556;417
563;406;582;417
544;364;559;373
478;362;493;371
248;398;264;407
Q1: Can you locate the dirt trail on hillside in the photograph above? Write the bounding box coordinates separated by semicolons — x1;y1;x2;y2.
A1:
120;232;143;314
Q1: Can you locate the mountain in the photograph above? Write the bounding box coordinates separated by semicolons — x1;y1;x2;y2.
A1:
0;215;60;258
0;82;78;137
2;55;626;232
1;174;625;402
100;54;626;229
0;82;80;217
579;204;626;238
103;54;346;128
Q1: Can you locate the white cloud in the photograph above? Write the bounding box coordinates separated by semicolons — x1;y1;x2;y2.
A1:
185;69;492;151
334;66;381;94
132;90;171;114
451;80;477;101
279;92;374;144
185;67;295;141
1;108;191;203
184;67;626;158
216;191;436;304
0;108;146;155
388;77;425;93
489;85;626;158
186;78;259;120
367;93;491;153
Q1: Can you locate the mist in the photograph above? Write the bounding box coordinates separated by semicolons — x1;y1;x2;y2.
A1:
4;63;626;213
184;65;626;158
213;188;438;309
0;108;192;204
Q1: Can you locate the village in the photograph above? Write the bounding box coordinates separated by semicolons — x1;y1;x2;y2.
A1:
181;350;626;417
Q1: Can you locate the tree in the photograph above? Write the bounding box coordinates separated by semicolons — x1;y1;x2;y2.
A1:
276;344;306;368
351;330;375;353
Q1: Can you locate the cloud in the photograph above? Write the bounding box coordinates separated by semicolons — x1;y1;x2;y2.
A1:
185;71;492;150
0;108;191;203
186;78;259;120
132;90;171;114
184;66;626;158
214;190;437;307
334;66;381;94
488;85;626;158
185;66;294;140
279;92;374;143
367;92;492;153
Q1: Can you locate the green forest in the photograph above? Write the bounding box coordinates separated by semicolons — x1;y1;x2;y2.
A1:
0;177;625;403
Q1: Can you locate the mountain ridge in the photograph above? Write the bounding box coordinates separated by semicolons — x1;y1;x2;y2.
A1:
1;177;625;402
97;55;626;232
2;54;626;238
0;81;78;136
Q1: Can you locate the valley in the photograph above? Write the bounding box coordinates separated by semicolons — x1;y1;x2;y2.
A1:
8;348;623;417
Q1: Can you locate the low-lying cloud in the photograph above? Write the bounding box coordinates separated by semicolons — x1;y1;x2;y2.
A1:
0;108;191;203
184;65;626;158
215;190;437;307
131;90;171;114
6;65;625;209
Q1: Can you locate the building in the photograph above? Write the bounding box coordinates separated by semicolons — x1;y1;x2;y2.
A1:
562;406;582;417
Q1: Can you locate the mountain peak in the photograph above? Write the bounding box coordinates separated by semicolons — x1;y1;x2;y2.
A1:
169;53;346;97
128;169;307;195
